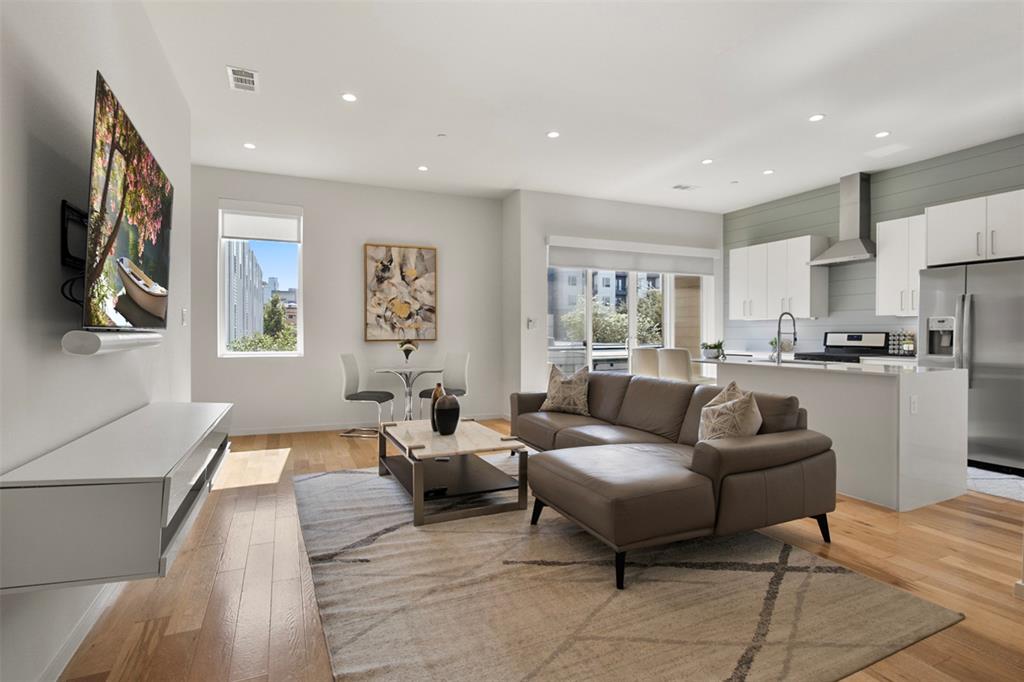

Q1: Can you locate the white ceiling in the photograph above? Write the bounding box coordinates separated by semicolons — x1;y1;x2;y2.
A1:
143;1;1024;214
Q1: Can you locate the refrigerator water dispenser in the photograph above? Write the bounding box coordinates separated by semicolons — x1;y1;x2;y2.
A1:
927;316;956;356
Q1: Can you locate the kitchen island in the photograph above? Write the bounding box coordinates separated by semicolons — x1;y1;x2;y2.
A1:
697;357;968;511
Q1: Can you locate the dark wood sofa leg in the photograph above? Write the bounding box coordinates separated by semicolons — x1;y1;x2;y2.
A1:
813;513;831;543
530;498;545;525
615;552;626;589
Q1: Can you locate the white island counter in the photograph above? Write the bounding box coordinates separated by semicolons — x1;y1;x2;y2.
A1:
697;358;968;511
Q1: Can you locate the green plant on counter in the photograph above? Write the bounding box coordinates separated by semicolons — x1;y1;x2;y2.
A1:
700;340;724;350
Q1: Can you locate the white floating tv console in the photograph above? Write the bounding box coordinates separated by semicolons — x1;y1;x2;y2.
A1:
0;402;232;593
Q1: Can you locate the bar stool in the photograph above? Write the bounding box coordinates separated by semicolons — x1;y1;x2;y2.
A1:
339;353;394;438
418;351;470;419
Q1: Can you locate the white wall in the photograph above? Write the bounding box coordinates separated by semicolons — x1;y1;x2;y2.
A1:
0;2;191;680
500;192;524;404
502;190;723;394
191;166;505;434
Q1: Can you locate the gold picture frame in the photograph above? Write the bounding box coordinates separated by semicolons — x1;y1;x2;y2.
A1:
364;243;438;342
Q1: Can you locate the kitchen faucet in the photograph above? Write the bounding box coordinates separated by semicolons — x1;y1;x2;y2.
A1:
776;312;797;366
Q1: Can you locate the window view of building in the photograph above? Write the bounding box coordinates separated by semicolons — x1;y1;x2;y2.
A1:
219;203;303;355
223;240;266;345
547;268;671;374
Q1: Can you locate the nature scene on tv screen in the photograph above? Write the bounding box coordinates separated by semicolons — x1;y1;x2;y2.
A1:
84;72;174;329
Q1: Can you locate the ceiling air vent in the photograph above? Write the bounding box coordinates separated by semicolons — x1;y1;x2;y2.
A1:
226;66;259;93
672;184;699;191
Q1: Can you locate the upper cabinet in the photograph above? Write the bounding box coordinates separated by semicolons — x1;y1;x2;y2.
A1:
876;215;925;317
926;189;1024;266
986;189;1024;260
729;243;767;320
729;235;828;321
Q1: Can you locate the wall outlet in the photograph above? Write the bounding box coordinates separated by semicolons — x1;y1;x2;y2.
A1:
909;394;919;415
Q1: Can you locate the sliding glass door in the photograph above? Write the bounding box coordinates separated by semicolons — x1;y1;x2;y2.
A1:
548;267;676;374
547;268;588;374
590;270;629;371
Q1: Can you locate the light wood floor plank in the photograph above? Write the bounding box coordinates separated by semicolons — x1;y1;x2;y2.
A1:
186;568;245;682
60;419;1023;681
229;542;274;681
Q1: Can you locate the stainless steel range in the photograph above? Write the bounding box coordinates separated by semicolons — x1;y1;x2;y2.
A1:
794;332;891;364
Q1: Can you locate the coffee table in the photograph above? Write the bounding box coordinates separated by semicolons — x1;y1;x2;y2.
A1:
378;419;528;526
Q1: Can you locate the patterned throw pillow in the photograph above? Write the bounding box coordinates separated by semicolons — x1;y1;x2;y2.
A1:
698;381;763;441
540;365;591;416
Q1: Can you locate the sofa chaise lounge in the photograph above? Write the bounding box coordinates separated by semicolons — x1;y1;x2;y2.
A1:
510;372;836;588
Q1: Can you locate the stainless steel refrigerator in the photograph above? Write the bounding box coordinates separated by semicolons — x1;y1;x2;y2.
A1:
918;259;1024;472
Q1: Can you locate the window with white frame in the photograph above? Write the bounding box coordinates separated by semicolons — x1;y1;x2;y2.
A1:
218;200;303;356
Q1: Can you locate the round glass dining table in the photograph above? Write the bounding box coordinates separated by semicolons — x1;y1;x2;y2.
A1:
375;366;443;420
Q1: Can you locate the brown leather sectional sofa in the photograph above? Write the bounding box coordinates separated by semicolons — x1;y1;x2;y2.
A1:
510;372;836;588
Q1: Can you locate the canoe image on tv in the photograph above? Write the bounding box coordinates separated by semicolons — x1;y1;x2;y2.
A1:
84;72;174;330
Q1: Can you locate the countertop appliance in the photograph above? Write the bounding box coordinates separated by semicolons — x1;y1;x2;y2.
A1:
794;332;890;363
918;259;1024;473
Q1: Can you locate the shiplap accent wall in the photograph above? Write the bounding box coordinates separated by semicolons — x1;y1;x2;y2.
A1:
723;134;1024;351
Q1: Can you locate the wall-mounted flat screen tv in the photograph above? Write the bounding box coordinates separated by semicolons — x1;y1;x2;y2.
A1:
83;72;174;330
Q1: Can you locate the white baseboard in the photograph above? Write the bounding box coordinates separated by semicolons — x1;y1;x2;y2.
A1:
229;412;509;437
41;582;123;682
1015;580;1024;600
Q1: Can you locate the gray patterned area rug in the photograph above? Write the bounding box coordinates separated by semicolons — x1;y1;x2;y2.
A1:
294;456;962;681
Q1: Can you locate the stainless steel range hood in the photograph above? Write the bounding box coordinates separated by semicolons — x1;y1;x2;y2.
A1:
809;172;875;266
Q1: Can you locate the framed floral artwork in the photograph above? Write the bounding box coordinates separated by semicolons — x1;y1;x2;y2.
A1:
364;243;437;341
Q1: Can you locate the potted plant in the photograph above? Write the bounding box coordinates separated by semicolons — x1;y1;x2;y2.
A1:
700;340;724;359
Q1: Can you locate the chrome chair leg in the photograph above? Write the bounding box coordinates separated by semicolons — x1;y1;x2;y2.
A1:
339;401;385;438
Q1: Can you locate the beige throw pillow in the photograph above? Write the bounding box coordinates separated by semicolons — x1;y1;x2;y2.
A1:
698;381;763;441
540;365;590;416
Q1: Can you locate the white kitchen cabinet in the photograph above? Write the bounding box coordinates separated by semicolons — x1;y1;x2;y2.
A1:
907;215;926;313
728;244;767;320
747;243;768;320
926;190;1024;266
926;196;988;266
876;215;925;316
765;240;788;319
786;235;829;318
728;246;748;320
728;236;828;320
986;189;1024;260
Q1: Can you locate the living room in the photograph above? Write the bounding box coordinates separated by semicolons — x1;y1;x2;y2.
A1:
1;1;1022;681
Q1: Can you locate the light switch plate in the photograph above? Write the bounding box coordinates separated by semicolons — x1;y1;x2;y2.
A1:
180;308;189;327
909;394;919;415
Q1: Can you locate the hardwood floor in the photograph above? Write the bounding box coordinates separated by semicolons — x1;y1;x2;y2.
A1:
61;421;1024;681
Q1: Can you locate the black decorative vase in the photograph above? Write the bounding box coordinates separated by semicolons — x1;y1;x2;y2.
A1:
434;394;461;436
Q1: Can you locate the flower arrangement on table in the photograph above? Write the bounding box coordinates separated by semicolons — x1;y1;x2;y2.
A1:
398;339;419;362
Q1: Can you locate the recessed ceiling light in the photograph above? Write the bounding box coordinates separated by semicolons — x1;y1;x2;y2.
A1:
762;169;775;175
875;130;891;138
341;92;358;103
701;158;714;165
546;131;560;139
730;180;740;184
417;165;429;172
243;143;256;150
436;133;447;137
808;113;826;122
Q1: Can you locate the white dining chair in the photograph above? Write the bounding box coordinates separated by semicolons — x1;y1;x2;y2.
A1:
418;351;470;418
630;348;660;377
339;353;395;438
657;347;693;382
